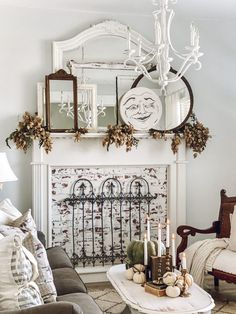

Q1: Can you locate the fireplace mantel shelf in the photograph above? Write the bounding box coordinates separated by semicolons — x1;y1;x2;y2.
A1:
50;132;175;139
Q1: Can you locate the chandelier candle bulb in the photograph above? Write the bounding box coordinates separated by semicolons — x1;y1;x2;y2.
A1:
147;215;151;241
182;252;187;270
127;26;131;51
171;233;176;267
138;38;142;57
166;219;170;247
158;223;162;257
144;233;148;266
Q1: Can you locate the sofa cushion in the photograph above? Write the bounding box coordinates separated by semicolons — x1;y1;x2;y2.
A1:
46;246;73;269
52;268;87;295
57;293;102;314
213;249;236;274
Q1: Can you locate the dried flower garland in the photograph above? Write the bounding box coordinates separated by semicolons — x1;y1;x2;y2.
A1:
150;113;211;158
102;124;139;152
74;128;88;142
6;112;52;153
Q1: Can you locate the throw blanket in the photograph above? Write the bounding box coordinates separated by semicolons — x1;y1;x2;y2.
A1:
183;238;229;286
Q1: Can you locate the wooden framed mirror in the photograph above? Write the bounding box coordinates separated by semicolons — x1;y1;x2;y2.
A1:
131;67;193;132
45;69;78;132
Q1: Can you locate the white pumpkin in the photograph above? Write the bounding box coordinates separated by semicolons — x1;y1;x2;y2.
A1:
177;274;193;287
185;274;194;287
133;264;145;272
125;268;134;280
163;272;177;286
133;272;146;284
175;278;189;291
166;285;181;298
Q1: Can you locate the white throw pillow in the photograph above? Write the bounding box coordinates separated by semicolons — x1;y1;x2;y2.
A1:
0;234;43;311
229;205;236;251
0;199;22;225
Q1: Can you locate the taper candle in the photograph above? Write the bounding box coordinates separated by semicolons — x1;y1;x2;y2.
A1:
166;219;170;247
182;252;187;270
157;223;162;257
146;215;151;241
171;233;176;267
144;233;148;266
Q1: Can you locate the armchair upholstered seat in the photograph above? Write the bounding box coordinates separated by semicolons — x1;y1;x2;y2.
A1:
177;189;236;286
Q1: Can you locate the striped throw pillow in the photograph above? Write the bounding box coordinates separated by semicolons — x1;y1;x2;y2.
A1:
0;234;43;310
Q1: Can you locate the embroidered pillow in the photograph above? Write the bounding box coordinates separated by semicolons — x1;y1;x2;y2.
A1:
10;209;37;236
229;205;236;251
0;224;25;239
23;232;57;303
0;199;22;225
0;234;43;311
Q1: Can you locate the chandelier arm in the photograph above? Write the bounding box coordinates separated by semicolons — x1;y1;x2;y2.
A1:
166;62;193;84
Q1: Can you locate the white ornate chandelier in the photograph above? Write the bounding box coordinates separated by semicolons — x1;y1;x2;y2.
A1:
124;0;203;92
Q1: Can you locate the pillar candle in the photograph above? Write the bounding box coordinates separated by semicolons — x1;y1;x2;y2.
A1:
144;233;148;266
157;223;162;257
182;252;187;270
171;233;176;267
166;219;170;248
146;215;151;241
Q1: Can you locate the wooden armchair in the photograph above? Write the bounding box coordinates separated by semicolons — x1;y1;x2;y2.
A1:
177;189;236;286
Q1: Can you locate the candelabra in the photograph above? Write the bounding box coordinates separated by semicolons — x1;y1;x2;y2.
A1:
124;0;203;92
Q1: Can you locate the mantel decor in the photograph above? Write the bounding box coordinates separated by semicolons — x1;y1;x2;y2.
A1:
45;69;78;132
150;113;211;158
6;112;52;154
102;124;139;152
6;113;210;157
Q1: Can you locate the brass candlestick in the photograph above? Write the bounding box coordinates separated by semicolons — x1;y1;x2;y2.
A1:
181;269;191;297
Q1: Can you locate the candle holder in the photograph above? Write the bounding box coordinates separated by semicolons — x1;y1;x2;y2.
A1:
165;247;172;272
180;269;191;297
152;256;166;287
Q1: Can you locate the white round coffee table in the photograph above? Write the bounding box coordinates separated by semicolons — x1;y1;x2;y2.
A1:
107;264;215;314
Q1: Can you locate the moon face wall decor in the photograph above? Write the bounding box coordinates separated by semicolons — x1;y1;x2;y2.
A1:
119;87;162;131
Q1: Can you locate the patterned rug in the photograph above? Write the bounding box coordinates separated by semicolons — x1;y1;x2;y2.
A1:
87;276;236;314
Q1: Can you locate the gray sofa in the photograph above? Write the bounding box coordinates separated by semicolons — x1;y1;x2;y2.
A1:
1;234;102;314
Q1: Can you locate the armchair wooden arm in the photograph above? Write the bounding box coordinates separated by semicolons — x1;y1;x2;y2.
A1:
176;220;220;266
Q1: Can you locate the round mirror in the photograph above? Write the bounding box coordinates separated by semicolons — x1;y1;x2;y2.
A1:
131;67;193;132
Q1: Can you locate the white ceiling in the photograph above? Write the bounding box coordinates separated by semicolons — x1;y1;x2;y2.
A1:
0;0;236;19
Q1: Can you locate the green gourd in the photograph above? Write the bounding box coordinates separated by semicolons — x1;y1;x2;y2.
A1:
126;240;165;265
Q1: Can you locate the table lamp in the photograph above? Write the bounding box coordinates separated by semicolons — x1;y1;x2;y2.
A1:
0;152;18;189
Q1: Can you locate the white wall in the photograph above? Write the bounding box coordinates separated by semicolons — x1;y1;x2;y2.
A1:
0;4;235;232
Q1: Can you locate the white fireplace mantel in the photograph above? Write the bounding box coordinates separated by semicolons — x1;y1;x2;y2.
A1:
32;135;187;246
